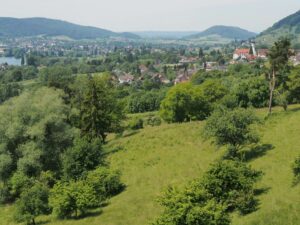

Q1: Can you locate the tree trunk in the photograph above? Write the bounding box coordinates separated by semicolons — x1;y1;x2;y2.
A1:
32;218;35;225
268;69;276;114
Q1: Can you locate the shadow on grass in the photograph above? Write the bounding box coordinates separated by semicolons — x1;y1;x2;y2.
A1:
241;144;274;162
121;130;140;138
103;146;125;157
75;209;103;220
254;187;271;196
288;106;300;113
237;187;271;215
36;220;51;225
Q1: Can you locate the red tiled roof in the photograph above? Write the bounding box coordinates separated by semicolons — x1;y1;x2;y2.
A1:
257;49;269;56
234;49;250;54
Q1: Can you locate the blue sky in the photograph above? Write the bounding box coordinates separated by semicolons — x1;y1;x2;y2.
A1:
1;0;299;32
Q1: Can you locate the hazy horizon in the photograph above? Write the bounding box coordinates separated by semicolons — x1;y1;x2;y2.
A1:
1;0;299;33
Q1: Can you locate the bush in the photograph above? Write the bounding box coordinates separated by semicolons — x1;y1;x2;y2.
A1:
62;137;103;180
10;172;34;199
49;180;97;218
50;167;123;219
154;185;230;225
154;160;262;224
160;83;210;123
14;183;50;225
127;90;166;113
204;108;260;158
128;118;144;130
201;160;262;214
292;156;300;184
146;115;162;127
0;184;11;204
231;77;269;108
86;167;123;201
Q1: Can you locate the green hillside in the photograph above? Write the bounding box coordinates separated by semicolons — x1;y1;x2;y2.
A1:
0;17;139;40
186;25;257;40
257;10;300;47
1;106;300;225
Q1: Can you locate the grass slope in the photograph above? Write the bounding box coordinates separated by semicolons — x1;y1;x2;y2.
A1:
1;106;300;225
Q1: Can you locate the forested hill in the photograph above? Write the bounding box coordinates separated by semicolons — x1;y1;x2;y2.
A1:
262;10;300;33
0;17;140;39
257;10;300;46
185;25;257;40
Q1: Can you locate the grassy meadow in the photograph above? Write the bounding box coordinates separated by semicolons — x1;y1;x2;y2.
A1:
1;106;300;225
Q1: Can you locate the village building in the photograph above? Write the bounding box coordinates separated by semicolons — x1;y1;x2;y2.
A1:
233;49;253;61
179;56;199;64
152;73;170;84
257;49;269;59
174;73;189;85
139;65;148;74
118;73;134;84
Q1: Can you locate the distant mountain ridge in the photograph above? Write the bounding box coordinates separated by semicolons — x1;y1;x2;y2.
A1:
185;25;257;40
132;31;199;39
0;17;139;39
257;10;300;47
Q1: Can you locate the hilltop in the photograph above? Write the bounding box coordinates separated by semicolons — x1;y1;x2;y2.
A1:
132;31;199;39
0;17;139;40
257;10;300;47
185;25;257;41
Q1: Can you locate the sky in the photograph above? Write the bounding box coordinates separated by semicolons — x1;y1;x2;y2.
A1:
1;0;299;33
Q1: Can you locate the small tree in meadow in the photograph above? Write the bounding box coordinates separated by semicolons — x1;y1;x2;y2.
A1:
160;83;210;123
49;180;97;218
292;156;300;185
204;108;260;158
268;37;293;113
14;183;50;225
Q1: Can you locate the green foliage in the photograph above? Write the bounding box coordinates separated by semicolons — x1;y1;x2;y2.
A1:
72;74;124;142
9;171;34;198
146;115;162;127
62;137;103;180
39;65;74;93
201;160;262;214
287;66;300;103
269;37;292;83
204;108;259;158
50;167;122;219
127;90;166;113
160;83;210;122
0;83;22;104
39;171;56;188
191;70;225;85
155;159;261;224
292;155;300;185
231;77;269;108
128;118;144;130
0;153;13;183
85;167;123;202
154;186;230;225
49;180;97;218
199;79;228;103
227;64;254;77
0;87;75;192
17;142;42;177
14;183;49;225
